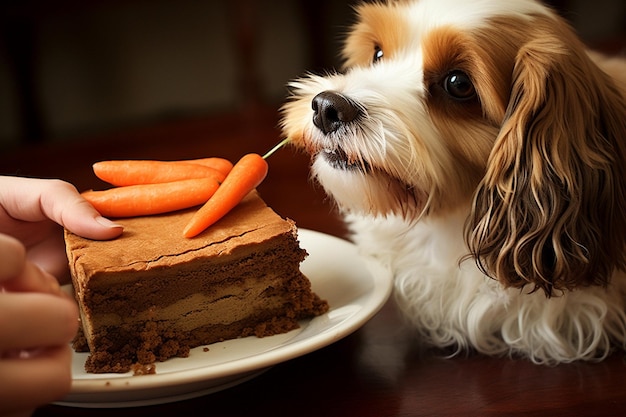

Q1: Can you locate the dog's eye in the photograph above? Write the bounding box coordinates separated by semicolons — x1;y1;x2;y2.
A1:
443;71;476;100
373;45;384;64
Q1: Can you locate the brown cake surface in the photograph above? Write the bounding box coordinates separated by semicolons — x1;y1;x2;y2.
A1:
65;191;328;373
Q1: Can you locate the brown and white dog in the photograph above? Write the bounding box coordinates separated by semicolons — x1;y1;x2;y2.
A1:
281;0;626;364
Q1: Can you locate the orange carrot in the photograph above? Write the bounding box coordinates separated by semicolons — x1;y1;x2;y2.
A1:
183;153;268;238
83;177;221;218
178;157;234;176
93;160;226;186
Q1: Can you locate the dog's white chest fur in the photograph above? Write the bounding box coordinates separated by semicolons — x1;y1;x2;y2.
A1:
347;211;626;364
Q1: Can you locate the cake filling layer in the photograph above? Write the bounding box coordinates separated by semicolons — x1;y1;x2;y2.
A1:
89;274;290;329
80;245;305;314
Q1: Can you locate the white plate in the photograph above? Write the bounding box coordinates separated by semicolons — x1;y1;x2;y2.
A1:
56;229;393;408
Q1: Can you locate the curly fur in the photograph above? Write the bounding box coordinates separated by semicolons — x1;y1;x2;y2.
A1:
467;15;626;296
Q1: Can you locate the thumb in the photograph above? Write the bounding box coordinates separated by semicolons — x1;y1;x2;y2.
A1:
0;176;123;240
41;182;124;240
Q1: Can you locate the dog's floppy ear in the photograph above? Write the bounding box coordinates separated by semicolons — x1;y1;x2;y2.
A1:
466;22;626;296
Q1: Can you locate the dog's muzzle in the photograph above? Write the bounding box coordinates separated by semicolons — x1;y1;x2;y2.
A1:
311;91;367;171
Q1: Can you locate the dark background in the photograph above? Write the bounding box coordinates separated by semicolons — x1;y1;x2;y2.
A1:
1;0;624;151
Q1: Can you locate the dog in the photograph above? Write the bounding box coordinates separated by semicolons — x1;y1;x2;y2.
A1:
281;0;626;364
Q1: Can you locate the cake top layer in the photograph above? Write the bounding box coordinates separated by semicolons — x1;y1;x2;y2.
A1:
65;191;296;275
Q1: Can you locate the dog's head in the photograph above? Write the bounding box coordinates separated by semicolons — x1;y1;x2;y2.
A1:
281;0;626;296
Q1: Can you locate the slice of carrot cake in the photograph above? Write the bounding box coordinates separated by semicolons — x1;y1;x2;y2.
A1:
65;191;328;373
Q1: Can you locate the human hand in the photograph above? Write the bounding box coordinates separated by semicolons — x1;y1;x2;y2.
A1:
0;176;123;415
0;233;79;416
0;176;123;282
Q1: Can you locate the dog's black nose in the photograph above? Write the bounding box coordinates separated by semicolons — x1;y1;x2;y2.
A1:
312;91;360;134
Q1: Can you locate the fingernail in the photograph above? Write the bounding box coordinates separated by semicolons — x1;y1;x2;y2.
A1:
95;216;123;229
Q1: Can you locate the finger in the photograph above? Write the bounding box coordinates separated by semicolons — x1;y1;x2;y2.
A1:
0;176;123;240
1;258;61;296
0;220;70;282
0;234;25;284
0;292;78;351
42;185;124;240
0;344;73;413
25;231;71;284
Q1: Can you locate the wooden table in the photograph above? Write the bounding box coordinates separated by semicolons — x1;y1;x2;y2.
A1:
2;108;625;417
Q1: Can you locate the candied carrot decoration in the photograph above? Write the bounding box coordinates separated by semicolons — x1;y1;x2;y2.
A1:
182;154;268;237
82;177;221;218
182;139;289;238
92;160;227;186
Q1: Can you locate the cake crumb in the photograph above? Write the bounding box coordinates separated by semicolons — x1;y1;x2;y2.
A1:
131;363;157;376
203;347;210;352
